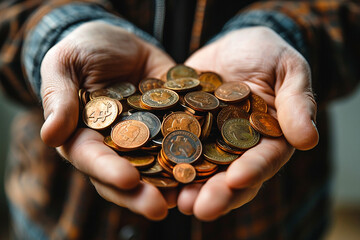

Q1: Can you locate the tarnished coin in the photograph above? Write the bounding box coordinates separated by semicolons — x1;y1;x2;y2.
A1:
198;72;222;92
173;163;196;184
127;94;146;110
111;120;150;149
214;82;251;103
216;138;245;155
122;154;155;168
123;111;161;139
162;112;201;138
221;118;260;149
142;176;179;188
193;157;218;173
141;88;179;110
107;82;136;98
203;142;239;165
201;112;213;141
249;93;267;113
83;97;118;130
90;89;123;101
166;64;198;81
140;160;163;175
163;130;202;164
235;99;250;112
217;105;250;130
249;112;282;137
139;78;164;94
184;91;219;112
164;77;200;92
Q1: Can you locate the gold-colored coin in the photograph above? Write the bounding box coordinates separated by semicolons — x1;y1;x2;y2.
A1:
127;94;146;110
173;163;196;184
164;77;200;92
217;105;250;131
249;93;267;113
83;97;118;130
103;136;122;151
141;88;179;110
184;91;219;112
111;120;150;149
140;160;163;175
139;78;164;94
221;118;260;149
234;99;251;113
201;112;213;141
193;157;218;173
214;82;251;103
249;112;282;137
166;64;198;81
122;154;155;169
216;138;244;155
90;89;123;101
198;71;223;92
142;176;179;188
107;81;136;98
157;151;174;174
203;142;239;165
161;111;201;138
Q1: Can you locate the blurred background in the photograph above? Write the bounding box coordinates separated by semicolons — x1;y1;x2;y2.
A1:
1;86;360;239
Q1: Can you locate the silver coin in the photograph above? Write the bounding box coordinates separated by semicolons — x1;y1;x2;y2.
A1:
123;111;161;139
107;82;136;98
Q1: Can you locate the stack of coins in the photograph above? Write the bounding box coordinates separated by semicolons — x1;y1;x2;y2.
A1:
79;64;283;188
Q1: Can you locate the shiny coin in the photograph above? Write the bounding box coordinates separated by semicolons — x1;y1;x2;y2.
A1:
221;118;260;149
157;151;174;174
184;91;219;112
104;136;122;151
83;97;118;130
166;64;198;81
122;154;155;169
141;88;179;110
82;90;89;107
203;142;239;165
139;78;164;94
249;112;282;137
201;112;213;141
90;88;123;101
164;77;200;92
217;105;250;130
123;111;161;139
173;163;196;184
216;138;244;155
127;94;146;110
111;120;150;149
107;82;136;98
249;93;267;113
193;157;218;173
163;130;202;164
199;71;223;92
214;82;251;103
142;176;179;188
162;111;201;138
140;160;163;175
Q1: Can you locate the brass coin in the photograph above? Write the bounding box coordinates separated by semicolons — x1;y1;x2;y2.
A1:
163;130;202;164
104;136;122;151
83;97;118;130
142;176;179;188
90;89;123;101
234;99;250;113
203;142;239;165
214;82;251;103
201;112;213;141
173;163;196;184
82;90;89;106
166;64;198;81
114;99;123;116
198;71;223;92
123;111;161;139
249;112;282;137
127;94;146;110
107;82;136;98
122;154;155;169
217;105;250;130
216;138;245;155
140;160;163;175
141;88;179;110
249;93;267;113
111;120;150;149
164;77;200;92
221;118;260;149
161;111;201;138
139;78;164;94
184;91;219;112
193;157;218;173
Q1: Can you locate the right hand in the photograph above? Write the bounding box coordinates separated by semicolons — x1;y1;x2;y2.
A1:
40;21;176;220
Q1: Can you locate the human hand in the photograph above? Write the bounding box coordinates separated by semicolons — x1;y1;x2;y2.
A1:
177;27;319;220
40;21;176;220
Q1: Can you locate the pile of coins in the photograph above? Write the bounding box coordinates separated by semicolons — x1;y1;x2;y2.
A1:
80;65;282;188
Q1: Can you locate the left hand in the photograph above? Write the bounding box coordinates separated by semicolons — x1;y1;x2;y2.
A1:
177;27;319;221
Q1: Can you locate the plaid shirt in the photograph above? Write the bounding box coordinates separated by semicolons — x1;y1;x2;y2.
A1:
1;1;360;239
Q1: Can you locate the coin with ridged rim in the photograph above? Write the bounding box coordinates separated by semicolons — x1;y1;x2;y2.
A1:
83;97;118;130
214;82;251;103
203;142;239;165
162;111;201;138
141;88;179;110
249;112;282;137
249;93;267;113
184;91;219;112
123;111;161;139
166;64;198;81
111;120;149;149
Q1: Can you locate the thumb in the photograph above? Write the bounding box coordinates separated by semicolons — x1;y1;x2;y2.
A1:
40;48;79;147
275;56;319;151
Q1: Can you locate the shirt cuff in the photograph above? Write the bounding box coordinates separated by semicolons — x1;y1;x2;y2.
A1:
22;2;160;99
209;10;308;60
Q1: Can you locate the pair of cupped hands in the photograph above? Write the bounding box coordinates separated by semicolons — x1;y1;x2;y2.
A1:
40;21;318;221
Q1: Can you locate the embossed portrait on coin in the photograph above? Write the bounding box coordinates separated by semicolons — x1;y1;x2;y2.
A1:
229;124;252;141
119;125;140;143
189;94;211;107
167;117;192;132
150;91;171;104
169;136;195;158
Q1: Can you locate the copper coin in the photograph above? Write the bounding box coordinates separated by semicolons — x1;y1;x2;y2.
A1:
127;94;146;110
214;82;251;103
193;157;218;173
234;99;250;112
104;136;122;151
82;90;89;107
198;71;223;92
83;97;118;130
164;77;200;92
203;142;239;165
140;160;163;175
123;111;161;139
201;112;213;141
173;163;196;184
139;78;164;94
107;82;136;98
114;100;123;116
166;64;198;81
184;91;219;112
217;105;250;130
142;176;179;188
221;118;260;149
111;120;150;149
163;130;202;164
249;112;282;137
122;154;155;168
157;151;174;174
161;111;201;138
90;88;123;101
249;93;267;113
141;88;179;110
216;138;245;155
